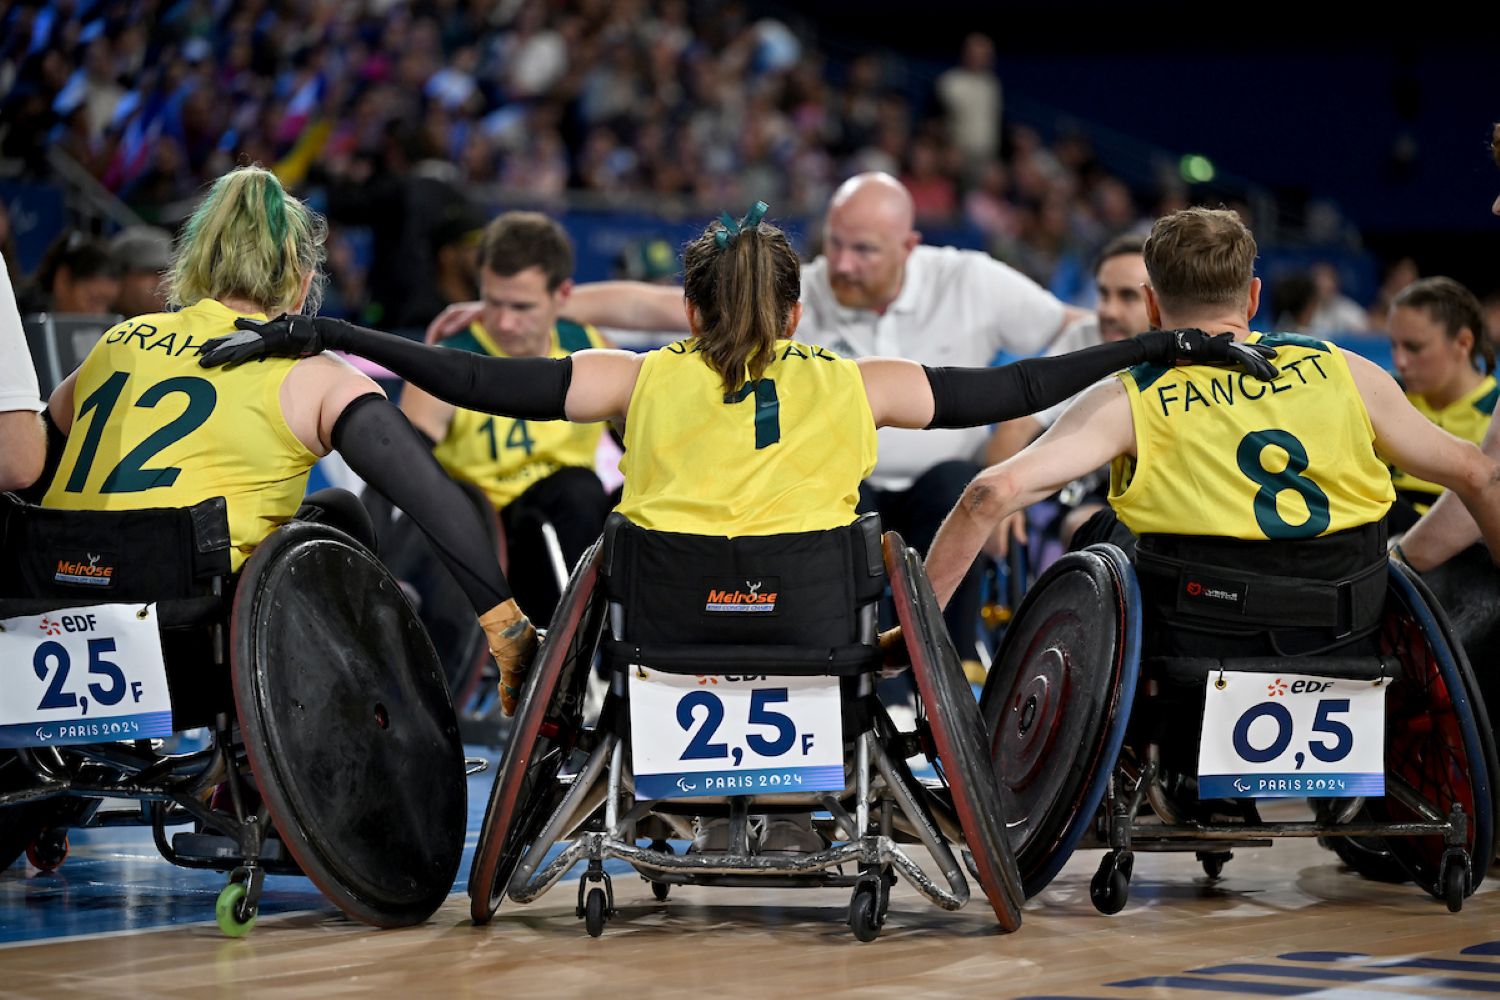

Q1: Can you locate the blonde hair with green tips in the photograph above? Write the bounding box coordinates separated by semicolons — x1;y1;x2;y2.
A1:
166;165;327;314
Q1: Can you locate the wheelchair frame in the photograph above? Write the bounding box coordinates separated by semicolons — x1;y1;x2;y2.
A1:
985;546;1496;915
1;505;468;935
469;530;1023;941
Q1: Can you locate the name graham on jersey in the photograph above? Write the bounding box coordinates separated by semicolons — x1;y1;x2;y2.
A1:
103;321;212;358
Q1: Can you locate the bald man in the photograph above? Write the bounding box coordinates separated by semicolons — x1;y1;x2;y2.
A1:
427;176;1083;667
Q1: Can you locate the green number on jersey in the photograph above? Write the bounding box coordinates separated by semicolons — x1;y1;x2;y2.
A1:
1235;428;1331;539
479;417;535;458
505;419;536;456
65;373;218;494
724;378;780;449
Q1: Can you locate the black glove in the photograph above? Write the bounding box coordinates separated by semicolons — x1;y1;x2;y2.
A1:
1138;328;1279;381
197;313;344;368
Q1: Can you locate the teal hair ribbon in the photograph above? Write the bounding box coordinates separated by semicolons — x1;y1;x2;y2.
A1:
263;176;288;247
714;201;771;250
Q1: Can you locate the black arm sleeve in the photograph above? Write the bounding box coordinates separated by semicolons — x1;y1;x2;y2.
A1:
331;393;512;613
924;336;1152;429
319;319;573;419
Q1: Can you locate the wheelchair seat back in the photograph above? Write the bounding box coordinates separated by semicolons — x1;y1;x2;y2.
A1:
599;512;885;676
1;495;231;614
0;495;235;729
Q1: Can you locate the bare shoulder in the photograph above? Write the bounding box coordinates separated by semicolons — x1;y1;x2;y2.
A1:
286;351;383;401
1339;348;1402;408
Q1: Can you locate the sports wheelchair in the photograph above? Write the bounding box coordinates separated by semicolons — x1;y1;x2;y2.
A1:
467;513;1024;941
0;496;468;935
979;541;1497;914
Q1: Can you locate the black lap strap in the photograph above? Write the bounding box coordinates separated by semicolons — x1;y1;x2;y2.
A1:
602;639;881;677
1134;545;1387;637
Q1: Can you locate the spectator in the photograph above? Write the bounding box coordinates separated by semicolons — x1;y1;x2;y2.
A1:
1306;262;1370;335
109;225;173;316
20;232;122;315
935;33;1001;179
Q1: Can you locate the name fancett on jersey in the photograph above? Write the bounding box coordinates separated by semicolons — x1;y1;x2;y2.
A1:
1153;356;1329;419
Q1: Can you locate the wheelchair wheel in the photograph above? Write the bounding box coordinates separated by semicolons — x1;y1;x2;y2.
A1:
1372;563;1499;900
231;521;468;928
979;543;1141;898
886;532;1024;932
469;542;605;924
1321;833;1411;884
0;752;49;871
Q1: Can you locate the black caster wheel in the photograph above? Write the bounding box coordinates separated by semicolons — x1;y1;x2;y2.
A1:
848;884;881;942
648;840;672;901
1197;850;1231;881
584;886;608;937
1090;852;1132;915
1443;855;1469;913
26;829;69;872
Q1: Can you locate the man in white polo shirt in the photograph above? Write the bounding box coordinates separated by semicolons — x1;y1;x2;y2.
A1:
802;173;1084;668
0;251;46;490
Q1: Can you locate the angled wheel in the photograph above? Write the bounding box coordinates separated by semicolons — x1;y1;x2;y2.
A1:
979;543;1140;898
0;752;49;871
1372;562;1498;900
230;521;467;928
468;541;605;924
886;533;1023;932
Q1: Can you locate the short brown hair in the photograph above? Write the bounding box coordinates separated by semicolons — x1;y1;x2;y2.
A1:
1094;232;1146;275
1143;207;1257;315
479;211;573;289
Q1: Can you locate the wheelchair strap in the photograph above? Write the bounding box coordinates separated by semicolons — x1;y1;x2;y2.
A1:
603;638;880;677
1134;546;1387;637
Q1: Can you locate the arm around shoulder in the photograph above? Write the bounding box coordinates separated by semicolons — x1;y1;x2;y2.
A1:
564;282;689;332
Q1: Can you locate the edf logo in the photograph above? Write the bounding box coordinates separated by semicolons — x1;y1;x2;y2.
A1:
1267;678;1288;697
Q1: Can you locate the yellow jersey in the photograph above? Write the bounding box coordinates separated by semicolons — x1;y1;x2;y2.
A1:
44;299;317;570
1109;332;1394;540
615;339;877;536
430;319;606;511
1390;373;1497;504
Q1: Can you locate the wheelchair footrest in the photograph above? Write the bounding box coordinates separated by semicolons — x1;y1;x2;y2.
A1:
171;832;302;875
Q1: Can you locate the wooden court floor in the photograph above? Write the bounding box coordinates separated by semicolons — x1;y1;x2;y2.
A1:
3;806;1497;999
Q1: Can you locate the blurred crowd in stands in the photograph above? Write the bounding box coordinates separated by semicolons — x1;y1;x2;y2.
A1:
3;0;1495;339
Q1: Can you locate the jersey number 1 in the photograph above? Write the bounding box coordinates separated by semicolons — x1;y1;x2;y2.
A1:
724;378;780;449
